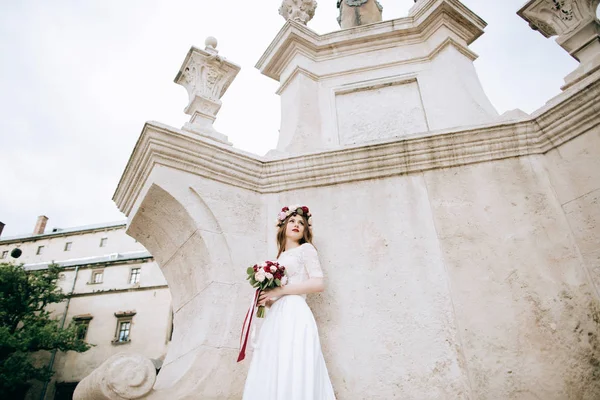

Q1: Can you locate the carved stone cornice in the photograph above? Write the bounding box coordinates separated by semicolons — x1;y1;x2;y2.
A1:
113;70;600;217
256;0;486;81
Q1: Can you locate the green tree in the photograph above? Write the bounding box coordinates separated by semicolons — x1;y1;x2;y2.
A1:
0;262;90;398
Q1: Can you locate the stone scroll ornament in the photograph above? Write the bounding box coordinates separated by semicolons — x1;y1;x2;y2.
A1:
73;353;156;400
279;0;318;25
337;0;383;28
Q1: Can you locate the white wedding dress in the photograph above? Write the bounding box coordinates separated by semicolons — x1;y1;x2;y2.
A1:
242;243;336;400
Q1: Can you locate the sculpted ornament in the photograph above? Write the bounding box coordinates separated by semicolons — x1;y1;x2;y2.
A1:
278;0;317;25
174;37;240;143
519;0;600;38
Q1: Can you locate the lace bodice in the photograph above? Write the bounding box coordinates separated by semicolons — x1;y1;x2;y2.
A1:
276;243;324;296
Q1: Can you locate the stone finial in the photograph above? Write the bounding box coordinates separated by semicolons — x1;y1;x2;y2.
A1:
337;0;383;29
279;0;318;25
174;37;241;144
518;0;600;89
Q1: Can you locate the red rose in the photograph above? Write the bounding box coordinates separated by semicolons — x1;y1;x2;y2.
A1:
253;266;258;272
282;206;289;212
301;206;309;214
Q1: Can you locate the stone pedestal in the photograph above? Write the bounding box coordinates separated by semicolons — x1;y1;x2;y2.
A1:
257;0;498;156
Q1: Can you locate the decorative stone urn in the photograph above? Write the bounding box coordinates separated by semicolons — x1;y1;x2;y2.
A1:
337;0;383;28
174;37;240;144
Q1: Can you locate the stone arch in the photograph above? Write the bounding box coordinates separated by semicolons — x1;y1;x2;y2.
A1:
126;183;240;395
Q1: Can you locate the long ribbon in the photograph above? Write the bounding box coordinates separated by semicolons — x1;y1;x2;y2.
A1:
237;289;260;362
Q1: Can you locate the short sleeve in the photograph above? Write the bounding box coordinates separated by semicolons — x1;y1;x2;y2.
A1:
302;243;324;279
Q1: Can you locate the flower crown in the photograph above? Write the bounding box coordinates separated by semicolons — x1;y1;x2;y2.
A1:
276;205;312;228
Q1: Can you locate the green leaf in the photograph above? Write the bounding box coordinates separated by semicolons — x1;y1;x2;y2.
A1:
275;279;281;286
246;267;254;275
0;262;91;396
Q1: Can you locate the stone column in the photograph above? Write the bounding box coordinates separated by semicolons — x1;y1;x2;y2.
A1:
174;37;240;144
337;0;383;29
518;0;600;89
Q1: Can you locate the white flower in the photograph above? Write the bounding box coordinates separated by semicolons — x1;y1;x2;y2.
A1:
255;270;266;282
265;272;273;280
270;266;277;273
281;276;288;285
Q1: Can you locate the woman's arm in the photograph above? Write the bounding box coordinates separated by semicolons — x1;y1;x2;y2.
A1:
258;278;325;306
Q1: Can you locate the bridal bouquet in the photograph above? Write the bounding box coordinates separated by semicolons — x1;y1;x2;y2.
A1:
246;261;288;318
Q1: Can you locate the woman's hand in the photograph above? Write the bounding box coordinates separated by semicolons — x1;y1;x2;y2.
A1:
257;287;284;307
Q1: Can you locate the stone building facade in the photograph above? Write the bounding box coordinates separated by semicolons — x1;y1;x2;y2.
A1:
0;217;171;400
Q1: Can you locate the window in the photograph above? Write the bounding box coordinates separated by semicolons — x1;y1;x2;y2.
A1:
36;245;44;255
112;311;136;344
64;242;72;251
73;315;93;341
91;270;103;284
117;321;131;342
129;268;141;284
1;251;7;259
99;238;108;247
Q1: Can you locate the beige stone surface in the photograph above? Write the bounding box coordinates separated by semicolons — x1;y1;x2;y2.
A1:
544;126;600;296
425;156;600;399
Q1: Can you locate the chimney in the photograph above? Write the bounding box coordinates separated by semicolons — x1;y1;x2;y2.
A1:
33;216;48;235
0;221;4;238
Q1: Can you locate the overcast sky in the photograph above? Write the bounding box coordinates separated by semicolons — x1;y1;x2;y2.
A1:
0;0;588;237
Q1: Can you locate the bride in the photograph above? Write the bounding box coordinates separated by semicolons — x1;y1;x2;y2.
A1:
242;205;336;399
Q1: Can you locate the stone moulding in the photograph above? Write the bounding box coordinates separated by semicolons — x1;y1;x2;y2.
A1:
274;37;479;95
256;0;487;81
113;70;600;216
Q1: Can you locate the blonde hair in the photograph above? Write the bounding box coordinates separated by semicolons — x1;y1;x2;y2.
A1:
276;213;313;258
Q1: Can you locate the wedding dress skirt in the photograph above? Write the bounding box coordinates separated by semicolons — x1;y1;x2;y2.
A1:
242;294;336;400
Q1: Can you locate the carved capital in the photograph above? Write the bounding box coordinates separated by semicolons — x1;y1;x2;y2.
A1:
279;0;317;25
518;0;600;38
518;0;600;89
